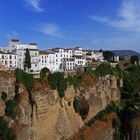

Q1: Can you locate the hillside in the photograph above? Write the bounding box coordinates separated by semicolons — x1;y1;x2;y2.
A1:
111;50;140;58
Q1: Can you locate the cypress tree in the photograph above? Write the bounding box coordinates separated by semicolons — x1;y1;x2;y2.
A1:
24;48;31;70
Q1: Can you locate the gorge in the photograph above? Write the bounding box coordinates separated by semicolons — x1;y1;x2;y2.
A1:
0;64;140;140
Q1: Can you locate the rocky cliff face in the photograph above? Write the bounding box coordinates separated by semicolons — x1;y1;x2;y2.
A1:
69;113;117;140
0;71;120;140
0;71;15;98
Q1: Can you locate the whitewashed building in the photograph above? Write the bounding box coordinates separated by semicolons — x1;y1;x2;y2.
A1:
39;51;58;72
8;40;40;73
0;39;104;73
0;51;17;69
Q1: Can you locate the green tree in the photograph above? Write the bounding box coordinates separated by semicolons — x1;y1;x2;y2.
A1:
103;51;114;62
24;48;31;70
130;55;139;65
40;67;50;81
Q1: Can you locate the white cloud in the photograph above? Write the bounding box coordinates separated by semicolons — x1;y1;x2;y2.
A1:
38;23;63;37
24;0;44;12
90;0;140;32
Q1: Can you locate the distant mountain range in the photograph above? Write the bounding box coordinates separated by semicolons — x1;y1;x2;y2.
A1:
111;50;140;58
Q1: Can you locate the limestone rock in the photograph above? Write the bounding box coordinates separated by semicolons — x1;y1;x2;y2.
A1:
0;99;5;116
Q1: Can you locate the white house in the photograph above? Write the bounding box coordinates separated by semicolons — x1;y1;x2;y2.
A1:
0;51;17;69
39;51;58;72
62;58;75;71
8;40;40;73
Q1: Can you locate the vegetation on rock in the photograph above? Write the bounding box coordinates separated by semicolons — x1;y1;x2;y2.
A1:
67;74;83;90
5;99;17;119
40;67;50;81
15;68;34;91
1;91;7;102
73;97;79;113
0;117;16;140
48;72;67;98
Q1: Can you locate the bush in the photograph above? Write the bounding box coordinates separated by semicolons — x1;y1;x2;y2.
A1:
5;100;17;119
1;91;7;102
0;117;16;140
48;72;67;98
67;74;83;90
40;67;50;81
15;68;34;90
94;63;111;77
73;97;79;113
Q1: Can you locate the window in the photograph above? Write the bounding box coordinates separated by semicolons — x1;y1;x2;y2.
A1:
5;61;7;65
9;55;12;59
10;61;12;64
2;55;4;59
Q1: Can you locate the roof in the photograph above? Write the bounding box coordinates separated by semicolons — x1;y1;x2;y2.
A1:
29;43;37;45
0;51;6;54
10;39;20;42
25;49;38;51
39;51;49;55
0;51;16;55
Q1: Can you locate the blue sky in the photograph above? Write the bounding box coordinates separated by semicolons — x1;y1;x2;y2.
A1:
0;0;140;52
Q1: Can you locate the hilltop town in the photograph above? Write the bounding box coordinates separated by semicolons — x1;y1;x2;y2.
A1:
0;39;108;73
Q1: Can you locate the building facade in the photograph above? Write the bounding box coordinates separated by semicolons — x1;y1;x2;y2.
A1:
0;39;104;73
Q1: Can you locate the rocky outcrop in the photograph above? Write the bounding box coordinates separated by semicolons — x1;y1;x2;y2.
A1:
0;71;15;98
69;113;116;140
30;75;120;140
0;70;120;140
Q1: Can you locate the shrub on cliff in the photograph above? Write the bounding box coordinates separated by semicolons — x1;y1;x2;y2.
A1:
73;97;79;113
5;99;17;119
67;74;83;90
40;67;50;81
0;117;16;140
1;91;7;102
48;72;67;98
15;68;34;90
94;63;111;77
